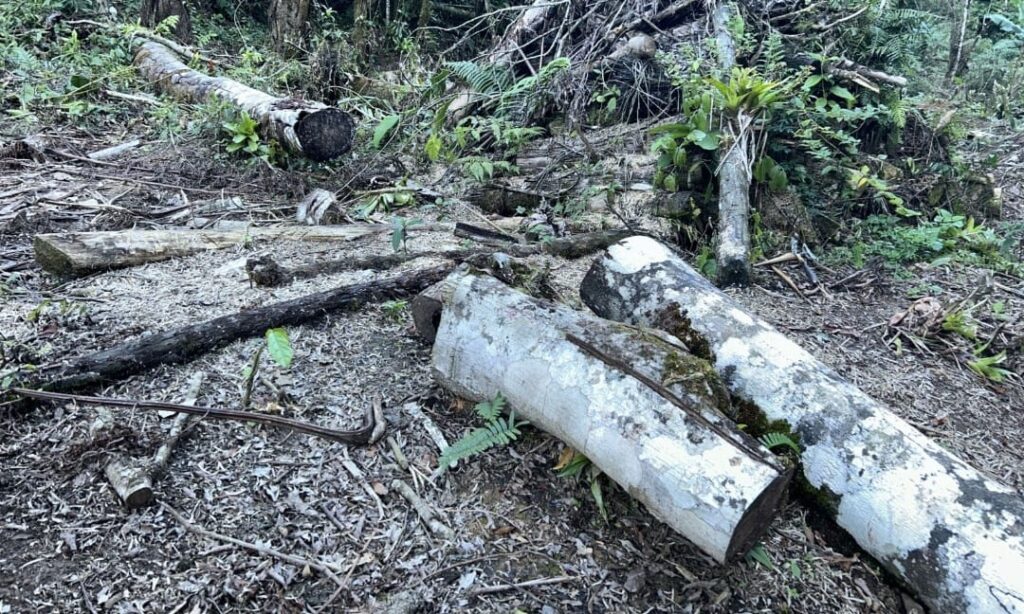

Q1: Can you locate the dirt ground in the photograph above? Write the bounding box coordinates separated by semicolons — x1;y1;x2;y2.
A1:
1;130;1022;613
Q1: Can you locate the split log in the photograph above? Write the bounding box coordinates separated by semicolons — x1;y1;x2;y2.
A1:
134;41;355;161
712;4;753;287
580;235;1024;613
33;224;383;277
428;269;792;563
10;265;450;395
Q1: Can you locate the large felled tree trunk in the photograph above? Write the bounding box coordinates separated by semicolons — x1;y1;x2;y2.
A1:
134;41;355;161
425;270;792;563
268;0;311;56
580;236;1024;613
712;3;753;287
140;0;192;43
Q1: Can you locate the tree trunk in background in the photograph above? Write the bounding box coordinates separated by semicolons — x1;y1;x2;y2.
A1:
269;0;311;56
946;0;971;83
140;0;192;43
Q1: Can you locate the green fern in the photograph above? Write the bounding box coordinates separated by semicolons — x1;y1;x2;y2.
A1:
759;432;801;454
445;60;513;96
438;393;522;470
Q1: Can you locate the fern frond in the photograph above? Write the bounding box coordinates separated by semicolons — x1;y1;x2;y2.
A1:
474;392;507;421
759;432;801;454
439;413;521;470
445;60;513;96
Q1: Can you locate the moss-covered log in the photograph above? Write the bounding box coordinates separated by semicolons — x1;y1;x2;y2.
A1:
134;41;355;161
427;269;791;563
580;235;1024;613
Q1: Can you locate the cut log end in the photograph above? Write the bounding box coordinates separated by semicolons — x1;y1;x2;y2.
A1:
294;108;355;161
726;469;792;560
33;235;75;277
717;257;751;288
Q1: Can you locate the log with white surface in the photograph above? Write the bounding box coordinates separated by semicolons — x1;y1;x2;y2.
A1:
427;269;791;563
134;41;354;161
579;235;1024;613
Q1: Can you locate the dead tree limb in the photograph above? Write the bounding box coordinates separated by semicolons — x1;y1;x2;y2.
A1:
12;387;383;445
428;269;791;563
580;236;1024;613
8;265;450;395
134;41;355;161
713;3;753;287
33;225;383;277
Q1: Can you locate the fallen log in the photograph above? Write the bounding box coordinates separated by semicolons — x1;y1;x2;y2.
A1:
8;265;450;395
712;4;753;287
580;235;1024;613
245;229;630;287
33;224;383;277
427;269;791;563
134;41;355;161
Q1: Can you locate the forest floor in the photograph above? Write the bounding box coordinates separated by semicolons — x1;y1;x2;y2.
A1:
1;120;1023;614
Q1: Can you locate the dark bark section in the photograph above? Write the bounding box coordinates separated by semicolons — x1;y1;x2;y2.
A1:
140;0;192;43
9;266;450;395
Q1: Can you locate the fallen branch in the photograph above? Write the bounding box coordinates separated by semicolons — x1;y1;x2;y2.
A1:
33;224;384;277
712;4;753;287
391;479;454;538
105;371;205;508
134;41;355;161
581;236;1024;613
8;265;450;394
11;387;384;445
427;269;790;563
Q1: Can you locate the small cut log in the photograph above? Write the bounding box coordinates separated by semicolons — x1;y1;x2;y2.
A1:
580;235;1024;613
134;41;355;161
427;269;791;563
33;224;383;276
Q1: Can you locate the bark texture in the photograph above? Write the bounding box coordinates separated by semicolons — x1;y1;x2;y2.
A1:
430;270;791;563
580;235;1024;613
33;224;382;277
140;0;192;43
134;41;355;160
712;3;752;287
268;0;311;56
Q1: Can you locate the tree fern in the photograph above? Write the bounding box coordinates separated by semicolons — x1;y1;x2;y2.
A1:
438;393;522;470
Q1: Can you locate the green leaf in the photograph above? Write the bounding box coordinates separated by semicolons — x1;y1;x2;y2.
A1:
265;327;293;369
830;85;856;105
746;543;774;570
590;474;608;521
663;174;677;192
373;114;401;149
693;131;720;151
803;74;823;90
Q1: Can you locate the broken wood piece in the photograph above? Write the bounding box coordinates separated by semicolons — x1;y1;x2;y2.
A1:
295;188;337;225
580;235;1024;612
12;387;383;445
33;224;383;276
453;222;519;245
390;479;454;538
105;371;205;508
429;269;791;563
10;265;450;394
87;139;141;161
134;41;355;161
712;3;753;287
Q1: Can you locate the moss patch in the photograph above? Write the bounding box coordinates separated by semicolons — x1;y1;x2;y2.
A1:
651;303;714;362
662;351;733;417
